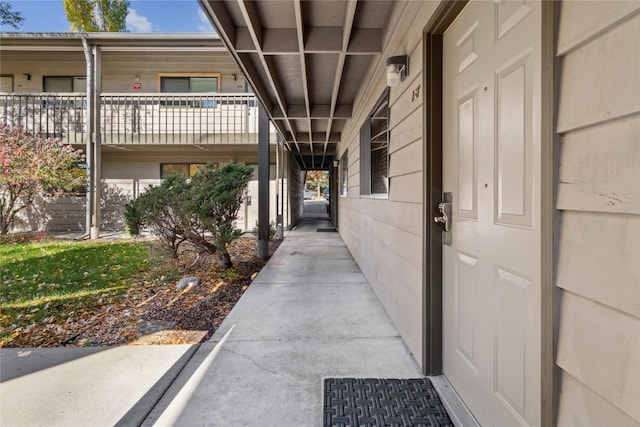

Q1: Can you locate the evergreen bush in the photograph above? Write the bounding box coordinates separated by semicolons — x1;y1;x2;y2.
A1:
124;163;253;267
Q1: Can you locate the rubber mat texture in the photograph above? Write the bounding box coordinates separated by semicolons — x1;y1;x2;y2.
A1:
323;378;453;427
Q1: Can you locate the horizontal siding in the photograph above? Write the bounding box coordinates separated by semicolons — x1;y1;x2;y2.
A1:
557;371;640;427
12;196;85;233
557;1;640;55
556;292;640;422
0;50;245;94
389;142;422;179
556;2;640;425
556;211;640;317
557;114;640;214
335;1;438;367
557;12;640;133
390;107;423;155
340;197;423;360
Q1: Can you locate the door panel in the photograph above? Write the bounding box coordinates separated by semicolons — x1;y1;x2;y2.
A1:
457;93;478;218
442;1;541;426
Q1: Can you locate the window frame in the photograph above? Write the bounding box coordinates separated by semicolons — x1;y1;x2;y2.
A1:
160;163;211;179
0;75;14;92
43;76;86;93
360;87;390;197
157;73;221;93
339;149;348;196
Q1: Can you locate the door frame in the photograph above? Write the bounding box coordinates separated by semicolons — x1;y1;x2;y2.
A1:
421;1;556;425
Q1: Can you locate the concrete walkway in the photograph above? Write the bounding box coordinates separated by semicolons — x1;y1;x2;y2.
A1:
1;202;423;426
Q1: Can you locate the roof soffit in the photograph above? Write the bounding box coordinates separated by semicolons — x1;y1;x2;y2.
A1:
200;0;394;169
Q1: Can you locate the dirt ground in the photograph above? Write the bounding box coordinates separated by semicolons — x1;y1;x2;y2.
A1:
4;237;281;348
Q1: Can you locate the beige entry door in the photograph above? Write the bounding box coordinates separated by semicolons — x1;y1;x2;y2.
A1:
441;1;542;426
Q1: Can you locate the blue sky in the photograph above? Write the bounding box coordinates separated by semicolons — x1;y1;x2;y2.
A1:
3;0;217;33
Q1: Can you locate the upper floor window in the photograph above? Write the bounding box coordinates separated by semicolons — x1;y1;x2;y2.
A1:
0;75;13;92
360;88;389;196
161;163;212;179
44;76;86;93
158;73;220;108
159;74;220;93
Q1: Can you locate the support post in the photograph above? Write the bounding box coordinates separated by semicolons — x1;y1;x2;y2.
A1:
275;135;284;239
257;105;270;258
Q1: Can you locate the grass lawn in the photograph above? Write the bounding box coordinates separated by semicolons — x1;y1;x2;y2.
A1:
0;239;156;345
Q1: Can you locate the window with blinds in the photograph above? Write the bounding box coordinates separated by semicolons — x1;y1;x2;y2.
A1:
160;76;218;93
43;76;86;92
360;88;390;196
159;75;219;107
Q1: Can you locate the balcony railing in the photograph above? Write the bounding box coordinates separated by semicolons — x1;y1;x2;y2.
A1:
0;93;262;145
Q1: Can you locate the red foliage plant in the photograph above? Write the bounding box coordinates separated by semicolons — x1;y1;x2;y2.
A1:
0;124;85;235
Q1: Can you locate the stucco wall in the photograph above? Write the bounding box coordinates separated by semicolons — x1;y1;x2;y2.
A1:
555;2;640;425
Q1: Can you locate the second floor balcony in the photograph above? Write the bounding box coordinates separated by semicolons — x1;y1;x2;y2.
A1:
0;92;266;145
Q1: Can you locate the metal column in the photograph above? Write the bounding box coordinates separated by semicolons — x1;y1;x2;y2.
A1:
257;105;270;258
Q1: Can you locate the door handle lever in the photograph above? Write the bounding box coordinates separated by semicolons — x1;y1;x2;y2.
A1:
434;201;452;232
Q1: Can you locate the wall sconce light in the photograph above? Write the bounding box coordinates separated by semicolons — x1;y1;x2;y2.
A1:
333;159;339;168
386;55;408;87
134;75;141;82
23;73;31;81
231;74;237;81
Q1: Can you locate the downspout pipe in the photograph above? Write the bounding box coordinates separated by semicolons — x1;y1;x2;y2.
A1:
91;44;102;239
81;35;102;239
81;36;94;239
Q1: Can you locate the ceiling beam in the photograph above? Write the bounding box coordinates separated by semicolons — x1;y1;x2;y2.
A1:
293;0;315;168
271;104;353;119
322;0;358;167
236;0;305;167
198;0;236;46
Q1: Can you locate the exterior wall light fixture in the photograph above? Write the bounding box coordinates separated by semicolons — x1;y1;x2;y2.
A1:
23;73;31;81
333;159;339;168
386;55;408;87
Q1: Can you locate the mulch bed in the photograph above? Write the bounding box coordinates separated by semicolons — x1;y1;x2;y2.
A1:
3;237;281;348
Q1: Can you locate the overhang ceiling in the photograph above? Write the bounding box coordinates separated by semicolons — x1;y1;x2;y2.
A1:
199;0;396;170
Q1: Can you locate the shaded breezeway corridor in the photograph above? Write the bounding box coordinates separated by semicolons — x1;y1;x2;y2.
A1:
0;205;437;427
142;205;424;425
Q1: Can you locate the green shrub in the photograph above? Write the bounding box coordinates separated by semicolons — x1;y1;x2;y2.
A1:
124;163;253;266
124;174;191;258
189;163;254;268
251;220;277;240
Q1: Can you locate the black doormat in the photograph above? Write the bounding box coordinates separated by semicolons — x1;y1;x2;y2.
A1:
323;378;453;427
317;227;337;232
